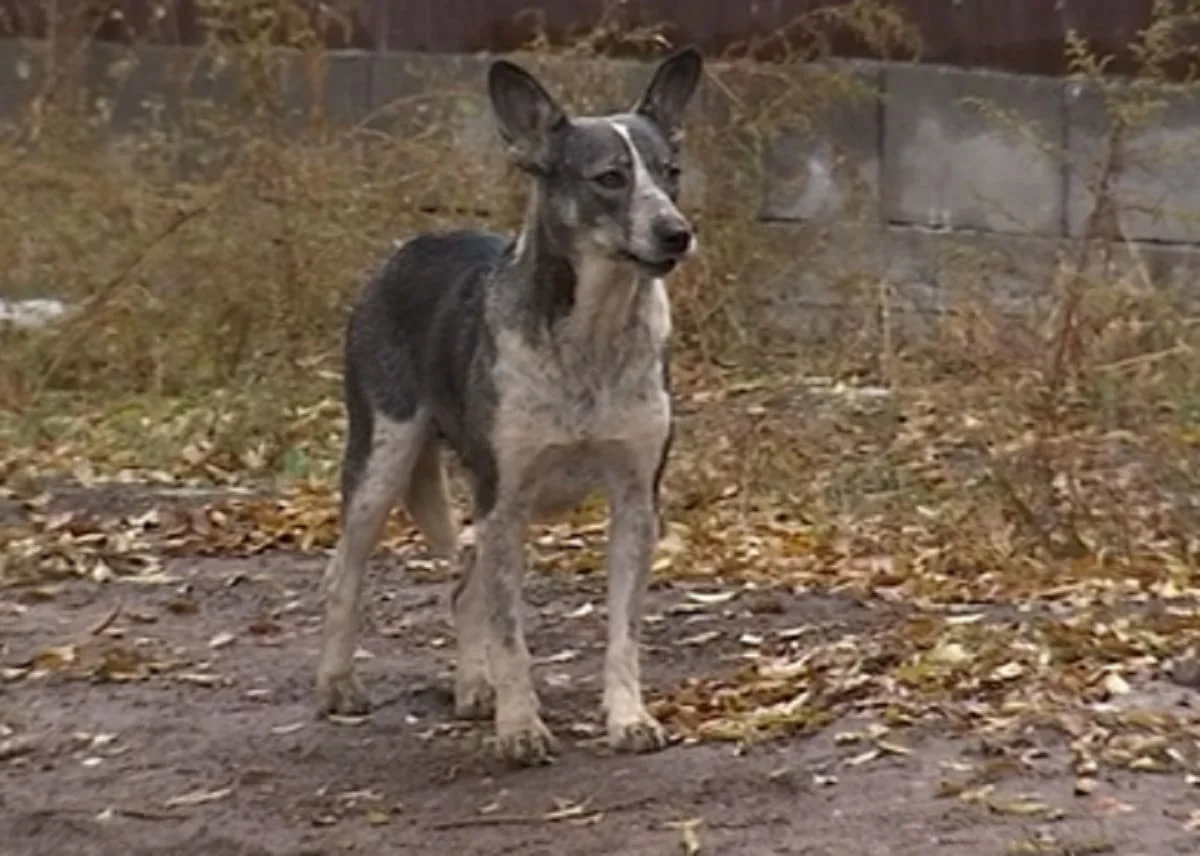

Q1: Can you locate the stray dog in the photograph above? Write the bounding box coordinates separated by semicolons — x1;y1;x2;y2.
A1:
315;46;703;766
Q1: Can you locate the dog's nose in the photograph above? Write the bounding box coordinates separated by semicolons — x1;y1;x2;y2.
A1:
653;220;692;256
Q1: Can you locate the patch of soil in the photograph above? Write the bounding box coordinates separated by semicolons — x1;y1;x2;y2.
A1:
2;511;1197;854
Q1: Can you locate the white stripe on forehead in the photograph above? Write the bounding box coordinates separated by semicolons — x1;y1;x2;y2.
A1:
607;118;670;205
607;119;644;170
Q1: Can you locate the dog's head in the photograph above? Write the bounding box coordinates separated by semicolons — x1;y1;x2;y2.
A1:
487;47;703;277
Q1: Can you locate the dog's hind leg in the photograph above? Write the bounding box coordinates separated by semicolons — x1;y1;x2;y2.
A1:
404;440;498;720
316;405;427;716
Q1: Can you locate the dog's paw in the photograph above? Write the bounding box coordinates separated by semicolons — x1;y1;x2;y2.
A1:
454;677;496;721
607;712;669;754
315;670;370;718
495;713;559;766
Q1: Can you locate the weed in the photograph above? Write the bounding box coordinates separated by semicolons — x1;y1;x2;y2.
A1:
1;0;1198;586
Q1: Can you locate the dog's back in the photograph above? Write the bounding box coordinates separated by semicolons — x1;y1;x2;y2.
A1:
338;229;509;508
346;229;510;413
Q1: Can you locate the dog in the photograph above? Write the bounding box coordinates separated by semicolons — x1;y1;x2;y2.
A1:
315;45;704;766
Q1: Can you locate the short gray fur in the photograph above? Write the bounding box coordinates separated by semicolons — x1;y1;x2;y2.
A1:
315;46;705;767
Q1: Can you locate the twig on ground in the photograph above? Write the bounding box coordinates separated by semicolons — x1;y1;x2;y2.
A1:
426;795;656;830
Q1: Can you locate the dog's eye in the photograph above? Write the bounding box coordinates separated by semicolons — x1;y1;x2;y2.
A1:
592;170;627;190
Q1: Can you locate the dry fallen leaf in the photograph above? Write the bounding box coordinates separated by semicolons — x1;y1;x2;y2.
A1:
566;602;595;619
327;714;368;727
666;818;703;855
543;800;589;822
987;796;1060;818
876;739;912;757
176;672;224;687
685;590;737;607
1093;796;1135;815
164;785;233;808
208;631;236;649
5;362;1200;807
1103;672;1132;696
29;644;78;672
0;734;37;761
846;749;881;767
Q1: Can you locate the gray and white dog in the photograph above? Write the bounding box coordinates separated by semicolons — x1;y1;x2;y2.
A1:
315;46;704;766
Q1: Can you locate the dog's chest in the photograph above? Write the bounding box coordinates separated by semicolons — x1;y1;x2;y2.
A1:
493;331;668;446
492;343;668;517
485;272;674;515
488;320;669;515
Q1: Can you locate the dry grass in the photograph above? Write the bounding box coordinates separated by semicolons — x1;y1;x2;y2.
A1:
2;0;1200;750
1;0;1198;552
0;0;923;400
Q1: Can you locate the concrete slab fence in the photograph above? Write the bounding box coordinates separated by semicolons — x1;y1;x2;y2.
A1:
4;38;1200;334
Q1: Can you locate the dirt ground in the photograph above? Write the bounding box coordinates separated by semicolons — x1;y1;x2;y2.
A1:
2;490;1199;856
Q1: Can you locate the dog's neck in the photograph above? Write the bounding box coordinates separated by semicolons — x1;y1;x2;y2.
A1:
510;195;649;351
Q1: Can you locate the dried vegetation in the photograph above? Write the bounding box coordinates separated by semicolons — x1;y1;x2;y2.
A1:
2;0;1200;840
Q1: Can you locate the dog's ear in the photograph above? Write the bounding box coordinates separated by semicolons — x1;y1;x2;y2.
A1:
487;59;568;172
633;46;703;142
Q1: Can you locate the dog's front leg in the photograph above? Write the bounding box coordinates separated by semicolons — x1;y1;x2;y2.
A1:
476;506;559;765
603;477;669;753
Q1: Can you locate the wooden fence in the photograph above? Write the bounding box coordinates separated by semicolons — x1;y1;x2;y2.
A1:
0;0;1192;78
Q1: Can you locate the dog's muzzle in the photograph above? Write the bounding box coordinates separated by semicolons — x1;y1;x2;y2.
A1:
653;220;693;257
627;219;694;276
625;253;680;277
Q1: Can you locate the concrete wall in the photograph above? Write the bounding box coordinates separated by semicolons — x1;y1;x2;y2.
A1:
4;38;1200;334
